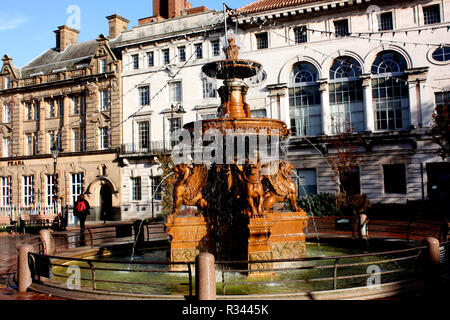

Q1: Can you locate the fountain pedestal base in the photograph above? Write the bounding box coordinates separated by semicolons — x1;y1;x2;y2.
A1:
166;215;212;271
247;211;308;275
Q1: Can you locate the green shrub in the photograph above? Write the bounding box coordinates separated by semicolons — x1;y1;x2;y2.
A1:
298;193;343;217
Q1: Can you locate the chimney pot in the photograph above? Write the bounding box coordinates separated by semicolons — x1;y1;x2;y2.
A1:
106;14;130;39
54;25;80;52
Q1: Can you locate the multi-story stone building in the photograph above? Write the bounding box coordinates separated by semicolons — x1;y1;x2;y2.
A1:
0;15;129;224
115;0;449;220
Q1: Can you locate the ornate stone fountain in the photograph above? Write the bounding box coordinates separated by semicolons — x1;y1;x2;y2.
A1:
165;38;308;272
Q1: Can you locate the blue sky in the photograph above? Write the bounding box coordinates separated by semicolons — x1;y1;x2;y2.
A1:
0;0;247;68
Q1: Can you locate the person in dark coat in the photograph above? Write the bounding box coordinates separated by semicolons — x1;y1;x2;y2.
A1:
74;194;90;244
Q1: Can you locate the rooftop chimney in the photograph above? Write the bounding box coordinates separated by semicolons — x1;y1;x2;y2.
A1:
153;0;192;19
54;25;80;52
106;14;130;39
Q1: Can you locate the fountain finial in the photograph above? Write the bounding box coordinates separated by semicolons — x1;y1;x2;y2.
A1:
224;37;240;60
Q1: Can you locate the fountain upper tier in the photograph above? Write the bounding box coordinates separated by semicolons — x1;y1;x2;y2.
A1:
202;60;262;80
202;37;262;80
196;37;285;124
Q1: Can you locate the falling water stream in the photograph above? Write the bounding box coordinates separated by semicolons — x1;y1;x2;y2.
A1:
129;172;175;264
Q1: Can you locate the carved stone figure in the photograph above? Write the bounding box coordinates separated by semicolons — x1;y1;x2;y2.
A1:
172;164;208;217
236;161;265;218
263;161;302;212
224;37;240;60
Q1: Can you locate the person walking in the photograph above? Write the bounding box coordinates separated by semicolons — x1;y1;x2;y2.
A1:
74;194;90;245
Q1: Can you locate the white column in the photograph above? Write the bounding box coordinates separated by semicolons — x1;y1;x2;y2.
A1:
407;69;428;129
362;75;374;132
318;80;330;135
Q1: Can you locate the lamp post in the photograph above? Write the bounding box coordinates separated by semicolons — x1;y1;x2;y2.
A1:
50;143;61;217
170;102;186;148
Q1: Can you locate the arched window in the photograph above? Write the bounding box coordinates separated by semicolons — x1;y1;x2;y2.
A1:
329;57;364;133
371;51;410;130
289;62;322;136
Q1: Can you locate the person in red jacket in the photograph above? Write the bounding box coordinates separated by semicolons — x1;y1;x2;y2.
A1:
74;194;90;244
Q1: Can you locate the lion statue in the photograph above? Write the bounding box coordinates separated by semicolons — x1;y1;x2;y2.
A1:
172;163;208;217
236;161;265;218
262;161;302;212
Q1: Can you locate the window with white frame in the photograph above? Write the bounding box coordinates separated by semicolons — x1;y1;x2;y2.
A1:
100;89;110;111
71;173;84;205
48;131;61;153
202;78;217;99
57;97;64;117
334;19;349;37
435;91;450;108
195;43;203;60
132;54;139;69
73;95;86;115
169;81;182;103
25;102;33;121
1;177;11;207
73;128;86;152
26;133;38;156
431;46;450;62
423;4;441;25
383;164;407;194
178;46;186;62
371;51;410;131
162;49;170;64
148;52;155;67
139;86;150;106
4;77;10;89
250;109;267;118
289;62;322;136
46;175;55;206
138;121;150;150
329;56;364;133
100;59;107;73
34;101;40;120
294;26;308;43
256;32;268;49
48;99;56;118
211;41;220;57
131;177;142;201
297;169;318;197
169;117;182;138
23;175;34;206
2;137;10;158
378;12;393;31
99;127;110;150
150;176;162;201
3;104;11;123
201;113;217;120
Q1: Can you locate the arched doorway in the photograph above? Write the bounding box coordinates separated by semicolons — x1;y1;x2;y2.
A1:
100;183;113;222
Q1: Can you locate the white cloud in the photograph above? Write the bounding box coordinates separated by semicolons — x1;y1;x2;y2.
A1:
0;13;28;31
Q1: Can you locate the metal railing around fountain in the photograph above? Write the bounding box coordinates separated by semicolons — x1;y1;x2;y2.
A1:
216;246;428;296
304;217;443;242
21;220;449;299
49;223;167;252
28;252;195;298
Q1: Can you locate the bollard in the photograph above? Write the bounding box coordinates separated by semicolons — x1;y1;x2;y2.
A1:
422;237;441;282
358;214;368;239
39;229;54;255
195;253;216;301
18;245;34;293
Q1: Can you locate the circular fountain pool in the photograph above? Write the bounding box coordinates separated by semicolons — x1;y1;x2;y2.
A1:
48;238;422;298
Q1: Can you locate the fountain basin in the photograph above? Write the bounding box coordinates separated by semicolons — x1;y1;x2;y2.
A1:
202;60;262;80
184;118;290;137
37;237;425;299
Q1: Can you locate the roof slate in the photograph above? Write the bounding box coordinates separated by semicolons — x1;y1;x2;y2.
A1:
21;39;99;78
239;0;325;15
